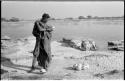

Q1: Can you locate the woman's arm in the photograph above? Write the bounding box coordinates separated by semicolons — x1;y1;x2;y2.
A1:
32;22;39;37
36;21;46;31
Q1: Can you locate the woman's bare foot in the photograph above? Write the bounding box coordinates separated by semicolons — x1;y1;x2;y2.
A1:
39;68;47;73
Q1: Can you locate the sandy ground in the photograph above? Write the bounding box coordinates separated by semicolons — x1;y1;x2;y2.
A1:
1;36;124;80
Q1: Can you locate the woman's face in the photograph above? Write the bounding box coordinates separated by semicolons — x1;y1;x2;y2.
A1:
42;18;49;23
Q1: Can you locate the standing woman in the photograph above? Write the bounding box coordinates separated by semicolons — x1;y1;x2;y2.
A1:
29;13;54;73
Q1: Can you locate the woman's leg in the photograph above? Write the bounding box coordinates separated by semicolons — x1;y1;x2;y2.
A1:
31;56;37;69
28;56;37;73
28;38;39;72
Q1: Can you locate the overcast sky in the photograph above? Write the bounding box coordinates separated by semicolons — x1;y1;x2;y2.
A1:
1;1;124;19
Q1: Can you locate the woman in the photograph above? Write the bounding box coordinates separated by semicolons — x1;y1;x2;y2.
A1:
29;13;54;73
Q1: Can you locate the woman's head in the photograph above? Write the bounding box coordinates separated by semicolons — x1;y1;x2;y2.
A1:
41;13;50;23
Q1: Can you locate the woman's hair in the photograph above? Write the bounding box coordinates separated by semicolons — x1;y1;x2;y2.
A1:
42;13;50;19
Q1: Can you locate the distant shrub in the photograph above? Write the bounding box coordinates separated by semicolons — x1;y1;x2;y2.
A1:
87;15;92;19
1;17;8;22
50;18;55;20
9;17;19;22
78;16;85;19
65;17;73;20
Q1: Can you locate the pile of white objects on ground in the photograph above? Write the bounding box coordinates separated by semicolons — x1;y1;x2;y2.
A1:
62;38;97;51
72;63;89;71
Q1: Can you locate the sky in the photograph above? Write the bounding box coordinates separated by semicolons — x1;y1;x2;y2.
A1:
1;1;124;20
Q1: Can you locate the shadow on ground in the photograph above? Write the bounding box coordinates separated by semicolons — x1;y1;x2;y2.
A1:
1;57;44;75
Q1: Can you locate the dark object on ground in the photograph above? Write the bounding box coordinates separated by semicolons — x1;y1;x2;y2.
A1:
108;40;124;51
1;69;8;74
105;69;119;75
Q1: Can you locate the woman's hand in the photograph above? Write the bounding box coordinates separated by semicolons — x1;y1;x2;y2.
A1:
46;26;55;31
52;26;55;29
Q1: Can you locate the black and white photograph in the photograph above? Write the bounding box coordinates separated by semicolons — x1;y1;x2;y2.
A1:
1;0;124;80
